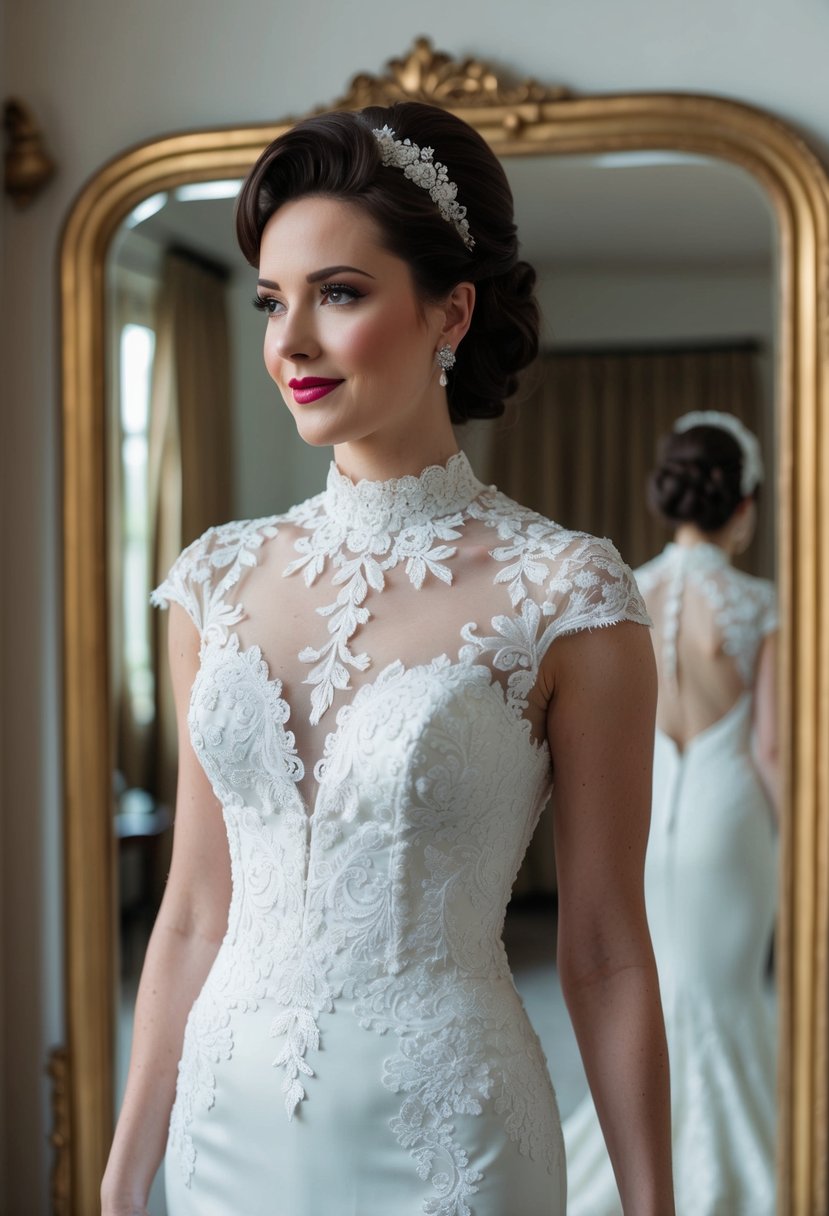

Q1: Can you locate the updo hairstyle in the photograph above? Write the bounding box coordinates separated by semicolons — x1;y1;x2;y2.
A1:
235;101;539;423
648;424;751;532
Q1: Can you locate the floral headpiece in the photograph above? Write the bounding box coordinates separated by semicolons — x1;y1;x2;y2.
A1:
371;125;475;250
673;410;764;496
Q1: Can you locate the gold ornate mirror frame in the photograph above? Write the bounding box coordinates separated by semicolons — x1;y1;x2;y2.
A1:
59;38;829;1216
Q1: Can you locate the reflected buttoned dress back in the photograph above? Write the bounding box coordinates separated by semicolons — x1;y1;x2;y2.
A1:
564;541;778;1216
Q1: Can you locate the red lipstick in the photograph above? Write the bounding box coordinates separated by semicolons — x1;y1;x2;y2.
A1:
288;377;343;404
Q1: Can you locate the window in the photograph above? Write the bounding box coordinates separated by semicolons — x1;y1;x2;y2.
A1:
119;322;156;726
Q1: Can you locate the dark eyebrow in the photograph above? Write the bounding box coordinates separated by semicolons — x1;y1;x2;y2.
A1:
256;266;376;291
251;266;371;291
307;265;375;283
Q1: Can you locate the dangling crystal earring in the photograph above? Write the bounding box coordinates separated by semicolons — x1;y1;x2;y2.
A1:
436;343;456;387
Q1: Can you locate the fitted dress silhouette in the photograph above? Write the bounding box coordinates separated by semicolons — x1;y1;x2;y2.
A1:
563;540;778;1216
151;453;650;1216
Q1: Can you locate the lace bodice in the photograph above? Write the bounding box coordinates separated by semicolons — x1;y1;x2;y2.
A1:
635;542;777;747
151;453;650;1214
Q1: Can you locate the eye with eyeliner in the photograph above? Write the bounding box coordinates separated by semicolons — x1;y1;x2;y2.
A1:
252;295;282;315
252;282;364;316
319;282;364;305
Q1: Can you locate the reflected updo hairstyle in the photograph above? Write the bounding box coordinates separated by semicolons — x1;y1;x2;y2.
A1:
235;101;539;423
648;424;750;532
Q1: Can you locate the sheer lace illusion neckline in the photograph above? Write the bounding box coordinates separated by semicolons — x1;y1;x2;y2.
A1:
322;451;486;533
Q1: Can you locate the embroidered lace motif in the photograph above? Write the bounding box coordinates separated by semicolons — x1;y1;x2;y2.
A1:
635;542;777;686
284;453;485;724
152;454;650;1213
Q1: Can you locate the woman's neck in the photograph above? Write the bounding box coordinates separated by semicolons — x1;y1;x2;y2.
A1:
333;424;461;485
673;522;736;557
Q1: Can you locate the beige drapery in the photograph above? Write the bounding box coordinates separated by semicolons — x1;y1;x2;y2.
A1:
487;343;767;574
492;343;767;896
147;248;234;814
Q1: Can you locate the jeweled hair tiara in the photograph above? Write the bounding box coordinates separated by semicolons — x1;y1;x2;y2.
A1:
371;124;475;250
673;410;764;495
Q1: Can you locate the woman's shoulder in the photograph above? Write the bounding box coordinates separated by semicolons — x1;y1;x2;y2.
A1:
473;487;651;632
729;566;778;632
474;486;635;570
729;565;776;596
150;515;282;610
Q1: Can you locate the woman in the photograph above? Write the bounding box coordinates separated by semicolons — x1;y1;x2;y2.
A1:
564;412;778;1216
102;102;674;1216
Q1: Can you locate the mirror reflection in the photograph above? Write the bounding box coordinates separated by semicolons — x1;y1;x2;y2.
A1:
107;149;777;1214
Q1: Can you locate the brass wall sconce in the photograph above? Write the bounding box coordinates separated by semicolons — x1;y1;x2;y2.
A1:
4;97;56;207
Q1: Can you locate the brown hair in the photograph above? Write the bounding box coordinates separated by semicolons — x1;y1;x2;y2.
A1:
648;424;752;531
236;101;539;422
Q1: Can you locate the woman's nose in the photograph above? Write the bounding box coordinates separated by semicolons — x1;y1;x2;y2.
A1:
270;308;321;362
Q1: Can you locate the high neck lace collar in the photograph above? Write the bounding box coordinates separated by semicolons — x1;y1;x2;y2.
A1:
323;451;485;533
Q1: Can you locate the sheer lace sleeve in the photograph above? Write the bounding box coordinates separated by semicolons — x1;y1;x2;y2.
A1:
542;534;652;641
632;552;663;600
755;578;779;637
150;518;278;639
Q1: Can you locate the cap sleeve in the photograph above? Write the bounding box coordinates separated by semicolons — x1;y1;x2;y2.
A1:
543;534;652;641
632;552;663;600
756;578;779;637
150;518;277;638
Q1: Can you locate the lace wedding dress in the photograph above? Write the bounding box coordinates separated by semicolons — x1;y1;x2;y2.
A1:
563;541;778;1216
151;452;649;1216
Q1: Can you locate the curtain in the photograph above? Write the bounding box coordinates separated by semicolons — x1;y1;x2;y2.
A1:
147;248;234;820
487;343;767;573
492;343;767;897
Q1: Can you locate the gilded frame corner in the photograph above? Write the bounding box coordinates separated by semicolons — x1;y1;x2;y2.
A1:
59;38;829;1215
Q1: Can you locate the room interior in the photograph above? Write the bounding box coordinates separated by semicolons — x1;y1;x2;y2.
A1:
2;10;828;1216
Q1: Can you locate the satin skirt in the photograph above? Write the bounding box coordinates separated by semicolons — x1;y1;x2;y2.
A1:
563;696;777;1216
164;988;566;1216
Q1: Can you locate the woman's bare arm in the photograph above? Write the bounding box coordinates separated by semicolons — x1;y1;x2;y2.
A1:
546;621;674;1216
101;604;232;1215
752;630;780;823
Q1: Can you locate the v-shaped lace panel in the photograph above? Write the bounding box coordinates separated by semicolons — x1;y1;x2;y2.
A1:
177;651;558;1215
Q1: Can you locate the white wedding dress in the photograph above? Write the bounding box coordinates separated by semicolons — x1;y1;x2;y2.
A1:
563;540;778;1216
150;452;649;1216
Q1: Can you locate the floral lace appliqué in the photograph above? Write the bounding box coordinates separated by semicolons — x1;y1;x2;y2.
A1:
153;456;646;1211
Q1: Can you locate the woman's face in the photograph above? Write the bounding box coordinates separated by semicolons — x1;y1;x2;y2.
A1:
256;196;449;453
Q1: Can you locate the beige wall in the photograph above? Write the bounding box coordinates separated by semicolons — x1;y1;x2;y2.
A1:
0;0;6;1201
2;2;829;1211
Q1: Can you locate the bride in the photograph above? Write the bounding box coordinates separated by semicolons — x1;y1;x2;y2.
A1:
102;100;675;1216
565;412;778;1216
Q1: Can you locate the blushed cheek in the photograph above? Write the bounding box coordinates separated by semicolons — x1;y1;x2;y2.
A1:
342;303;422;374
262;331;280;383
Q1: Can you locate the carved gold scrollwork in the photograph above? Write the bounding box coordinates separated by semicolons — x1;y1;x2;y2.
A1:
329;36;568;110
47;1047;71;1216
4;98;56;207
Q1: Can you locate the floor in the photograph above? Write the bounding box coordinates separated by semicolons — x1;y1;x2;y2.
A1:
117;901;588;1215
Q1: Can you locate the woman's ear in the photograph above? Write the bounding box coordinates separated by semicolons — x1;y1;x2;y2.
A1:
731;495;757;553
439;282;475;350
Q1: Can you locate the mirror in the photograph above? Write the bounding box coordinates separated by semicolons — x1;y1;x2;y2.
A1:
59;40;829;1216
107;146;779;1216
